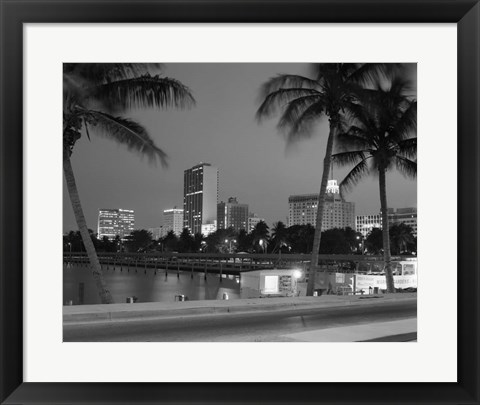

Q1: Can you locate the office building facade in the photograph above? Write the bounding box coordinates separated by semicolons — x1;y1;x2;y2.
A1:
217;197;249;232
97;208;135;239
356;214;383;237
148;226;168;240
288;180;355;230
201;221;217;236
183;163;219;235
355;207;417;237
388;207;417;236
163;207;184;236
248;213;265;232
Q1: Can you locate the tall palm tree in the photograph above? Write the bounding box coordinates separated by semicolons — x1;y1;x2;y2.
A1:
63;63;195;304
256;63;396;295
332;75;417;292
271;221;288;253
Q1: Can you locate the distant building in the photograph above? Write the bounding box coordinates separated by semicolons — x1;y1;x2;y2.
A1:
183;163;219;234
148;226;168;240
217;197;249;232
163;207;184;236
248;213;265;232
201;221;217;236
355;207;417;237
388;207;417;237
97;208;135;240
356;214;382;237
288;180;355;230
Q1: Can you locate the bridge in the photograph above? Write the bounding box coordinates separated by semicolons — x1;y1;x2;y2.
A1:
63;252;412;278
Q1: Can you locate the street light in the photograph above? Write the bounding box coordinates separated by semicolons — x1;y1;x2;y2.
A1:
356;235;364;255
259;239;267;254
225;239;236;254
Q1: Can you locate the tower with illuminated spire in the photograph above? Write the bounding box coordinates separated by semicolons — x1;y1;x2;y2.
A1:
287;166;355;229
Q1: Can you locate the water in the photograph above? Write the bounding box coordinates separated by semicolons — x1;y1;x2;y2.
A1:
63;264;240;305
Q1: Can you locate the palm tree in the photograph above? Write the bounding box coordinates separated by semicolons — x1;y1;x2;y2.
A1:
63;63;195;304
389;223;415;255
256;63;396;295
271;221;288;253
332;75;417;293
251;221;270;252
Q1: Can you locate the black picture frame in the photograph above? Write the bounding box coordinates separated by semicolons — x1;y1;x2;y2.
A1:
1;1;479;404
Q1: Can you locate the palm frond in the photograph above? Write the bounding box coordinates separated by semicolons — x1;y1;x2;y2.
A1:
347;63;400;86
86;110;168;166
287;101;328;140
276;94;325;130
396;137;417;160
64;63;163;85
259;74;319;99
84;118;91;141
391;100;417;140
335;127;371;151
256;88;321;122
388;74;414;96
90;75;195;112
339;158;371;193
342;100;378;131
394;156;417;179
332;150;366;167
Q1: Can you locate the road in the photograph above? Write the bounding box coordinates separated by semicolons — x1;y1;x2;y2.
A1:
63;299;416;342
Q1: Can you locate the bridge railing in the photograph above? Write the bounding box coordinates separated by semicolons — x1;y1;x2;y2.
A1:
63;252;414;274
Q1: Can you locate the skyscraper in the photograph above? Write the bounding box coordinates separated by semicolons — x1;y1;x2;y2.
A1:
97;208;135;239
288;180;355;230
163;207;184;236
217;197;249;232
183;163;219;234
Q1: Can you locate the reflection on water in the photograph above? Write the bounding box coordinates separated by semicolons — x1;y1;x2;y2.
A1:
63;264;240;305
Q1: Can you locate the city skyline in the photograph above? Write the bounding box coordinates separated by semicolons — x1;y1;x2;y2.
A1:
63;63;416;233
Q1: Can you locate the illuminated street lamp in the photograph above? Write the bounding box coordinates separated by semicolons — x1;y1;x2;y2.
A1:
259;239;267;254
225;239;236;253
293;269;302;279
356;235;364;255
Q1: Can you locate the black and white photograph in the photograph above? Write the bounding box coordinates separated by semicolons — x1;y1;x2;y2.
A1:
62;62;417;342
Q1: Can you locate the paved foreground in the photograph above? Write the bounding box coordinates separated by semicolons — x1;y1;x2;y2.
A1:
63;296;416;342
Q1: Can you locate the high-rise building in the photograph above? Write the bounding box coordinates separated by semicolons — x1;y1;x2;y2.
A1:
183;163;219;235
388;207;417;236
97;208;135;239
163;207;184;236
356;214;382;237
217;197;249;232
248;213;265;232
288;180;355;230
355;207;417;237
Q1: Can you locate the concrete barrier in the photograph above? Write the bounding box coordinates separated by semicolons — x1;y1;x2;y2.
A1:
63;293;417;325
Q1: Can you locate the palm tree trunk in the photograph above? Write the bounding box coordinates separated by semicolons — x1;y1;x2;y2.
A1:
307;123;336;296
63;147;114;304
379;166;395;293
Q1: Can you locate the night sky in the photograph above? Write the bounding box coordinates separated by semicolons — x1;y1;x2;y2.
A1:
63;63;417;233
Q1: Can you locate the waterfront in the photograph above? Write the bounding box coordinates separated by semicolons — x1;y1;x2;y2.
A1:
63;264;240;305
